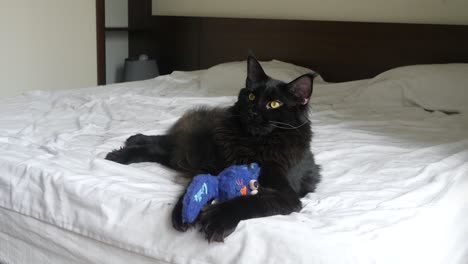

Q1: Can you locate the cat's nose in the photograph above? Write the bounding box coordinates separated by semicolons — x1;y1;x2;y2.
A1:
248;110;258;117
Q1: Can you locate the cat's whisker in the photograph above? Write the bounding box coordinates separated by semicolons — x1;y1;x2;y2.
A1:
268;124;302;136
300;113;312;124
269;124;300;129
269;121;295;128
268;120;309;136
269;120;309;129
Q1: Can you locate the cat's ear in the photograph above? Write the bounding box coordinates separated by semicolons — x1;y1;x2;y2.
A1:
287;73;318;105
246;55;267;86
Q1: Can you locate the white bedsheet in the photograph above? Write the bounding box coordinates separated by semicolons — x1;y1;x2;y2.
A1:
0;71;467;264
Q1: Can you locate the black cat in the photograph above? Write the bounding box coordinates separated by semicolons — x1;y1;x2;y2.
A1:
106;56;321;242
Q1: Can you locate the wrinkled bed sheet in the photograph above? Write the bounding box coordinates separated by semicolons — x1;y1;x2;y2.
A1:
0;71;467;264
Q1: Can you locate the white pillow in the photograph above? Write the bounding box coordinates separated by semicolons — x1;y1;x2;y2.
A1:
199;60;323;96
371;64;468;113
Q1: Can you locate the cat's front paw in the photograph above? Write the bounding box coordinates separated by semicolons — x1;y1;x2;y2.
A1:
105;148;129;164
172;197;192;232
198;202;239;242
125;134;147;147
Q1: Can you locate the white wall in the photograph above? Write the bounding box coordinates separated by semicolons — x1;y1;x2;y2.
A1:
0;0;97;98
152;0;468;25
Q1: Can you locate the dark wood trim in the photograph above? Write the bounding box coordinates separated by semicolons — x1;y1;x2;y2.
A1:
105;27;148;32
128;1;201;74
129;14;468;82
128;0;154;64
128;0;152;30
96;0;106;85
105;27;129;31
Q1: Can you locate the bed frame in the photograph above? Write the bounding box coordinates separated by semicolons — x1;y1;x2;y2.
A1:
126;1;468;82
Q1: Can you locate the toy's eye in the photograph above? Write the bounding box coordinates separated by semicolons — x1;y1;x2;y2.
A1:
248;93;256;101
267;100;283;109
249;180;259;191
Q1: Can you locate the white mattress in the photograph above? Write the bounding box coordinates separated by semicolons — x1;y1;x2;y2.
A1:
1;70;468;264
0;207;166;264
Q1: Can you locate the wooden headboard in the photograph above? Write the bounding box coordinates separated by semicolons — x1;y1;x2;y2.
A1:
128;2;468;82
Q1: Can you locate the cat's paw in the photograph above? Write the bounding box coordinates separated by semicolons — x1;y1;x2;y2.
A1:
198;202;239;242
171;199;192;232
125;134;147;147
172;213;192;232
105;148;129;164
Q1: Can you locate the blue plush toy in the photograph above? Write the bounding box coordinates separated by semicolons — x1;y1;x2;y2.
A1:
182;163;261;224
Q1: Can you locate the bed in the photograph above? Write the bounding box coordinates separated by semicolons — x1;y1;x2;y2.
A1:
2;14;468;264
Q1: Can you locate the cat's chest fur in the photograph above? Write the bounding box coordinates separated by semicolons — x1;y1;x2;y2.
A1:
214;119;311;167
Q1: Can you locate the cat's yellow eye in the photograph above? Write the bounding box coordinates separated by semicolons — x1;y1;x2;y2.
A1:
267;100;283;109
248;93;256;101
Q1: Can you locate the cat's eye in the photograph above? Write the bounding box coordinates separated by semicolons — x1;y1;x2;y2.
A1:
267;100;283;109
248;93;256;101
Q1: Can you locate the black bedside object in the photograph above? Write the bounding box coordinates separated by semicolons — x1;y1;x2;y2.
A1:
123;54;159;82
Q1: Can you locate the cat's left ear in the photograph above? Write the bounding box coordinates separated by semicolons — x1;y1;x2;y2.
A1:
287;73;318;105
246;55;267;86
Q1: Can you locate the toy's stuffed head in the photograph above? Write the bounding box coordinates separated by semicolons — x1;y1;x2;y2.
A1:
182;163;261;224
218;163;260;202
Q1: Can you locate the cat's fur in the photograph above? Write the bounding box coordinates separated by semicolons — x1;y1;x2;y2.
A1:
106;56;321;242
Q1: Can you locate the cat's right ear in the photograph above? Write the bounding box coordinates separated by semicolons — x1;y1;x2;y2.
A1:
246;55;267;86
287;73;318;105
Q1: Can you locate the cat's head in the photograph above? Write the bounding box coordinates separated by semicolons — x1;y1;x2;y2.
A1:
235;56;317;136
